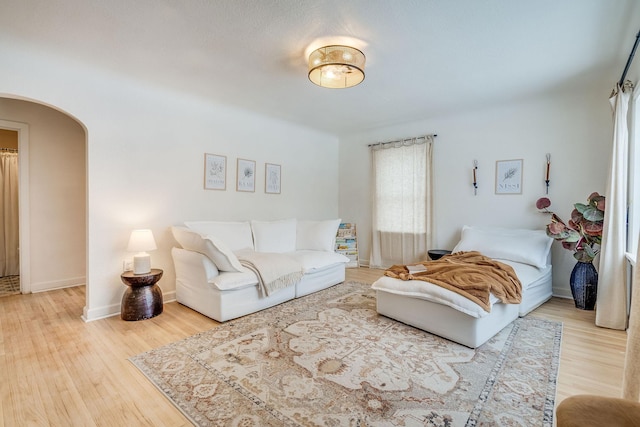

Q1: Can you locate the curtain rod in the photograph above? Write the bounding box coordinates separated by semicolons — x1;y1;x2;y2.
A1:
367;134;437;148
619;30;640;86
0;148;17;153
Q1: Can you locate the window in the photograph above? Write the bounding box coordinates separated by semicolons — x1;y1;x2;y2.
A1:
373;144;427;233
369;137;434;268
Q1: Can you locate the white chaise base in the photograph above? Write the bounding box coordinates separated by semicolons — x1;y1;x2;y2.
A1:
518;266;553;316
296;266;346;298
375;290;519;348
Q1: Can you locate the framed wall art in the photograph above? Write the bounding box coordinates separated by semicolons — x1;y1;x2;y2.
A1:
495;159;523;195
204;153;226;190
265;163;281;194
236;158;256;192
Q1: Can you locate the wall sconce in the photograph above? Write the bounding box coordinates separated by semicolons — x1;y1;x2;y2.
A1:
127;229;157;274
308;45;365;89
473;160;478;195
545;153;551;194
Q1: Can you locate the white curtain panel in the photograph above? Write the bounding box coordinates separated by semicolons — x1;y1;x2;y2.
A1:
0;151;19;276
370;137;433;268
596;82;632;330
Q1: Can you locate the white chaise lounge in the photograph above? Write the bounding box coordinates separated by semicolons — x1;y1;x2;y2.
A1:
372;226;553;348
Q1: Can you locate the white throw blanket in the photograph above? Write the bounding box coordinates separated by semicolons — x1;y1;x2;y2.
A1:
236;249;303;296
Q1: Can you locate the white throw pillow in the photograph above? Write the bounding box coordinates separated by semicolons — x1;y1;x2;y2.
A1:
452;225;552;269
184;221;254;251
171;226;243;272
202;235;245;272
251;219;297;253
296;219;341;252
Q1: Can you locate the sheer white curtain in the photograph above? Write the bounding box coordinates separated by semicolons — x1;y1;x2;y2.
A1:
370;136;433;268
0;151;19;276
597;82;633;330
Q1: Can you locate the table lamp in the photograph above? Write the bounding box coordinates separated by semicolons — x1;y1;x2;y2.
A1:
127;229;157;274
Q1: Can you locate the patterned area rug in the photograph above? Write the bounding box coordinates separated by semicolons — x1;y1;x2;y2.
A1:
131;281;562;426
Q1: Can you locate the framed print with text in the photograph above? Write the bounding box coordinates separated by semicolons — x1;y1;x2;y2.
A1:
204;153;226;190
236;158;256;192
265;163;281;194
495;159;523;194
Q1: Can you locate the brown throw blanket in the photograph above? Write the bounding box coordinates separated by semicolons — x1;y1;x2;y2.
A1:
384;251;522;312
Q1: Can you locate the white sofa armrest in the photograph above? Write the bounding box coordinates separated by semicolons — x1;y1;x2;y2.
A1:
172;247;219;286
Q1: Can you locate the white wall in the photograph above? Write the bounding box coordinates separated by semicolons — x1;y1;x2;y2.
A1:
0;99;86;291
339;87;612;297
0;43;339;320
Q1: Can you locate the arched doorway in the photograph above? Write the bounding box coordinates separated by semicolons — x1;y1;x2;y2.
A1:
0;97;87;299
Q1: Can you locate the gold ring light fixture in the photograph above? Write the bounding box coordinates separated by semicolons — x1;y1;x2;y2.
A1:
308;45;366;89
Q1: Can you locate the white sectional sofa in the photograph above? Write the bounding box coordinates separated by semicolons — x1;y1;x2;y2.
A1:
170;218;349;322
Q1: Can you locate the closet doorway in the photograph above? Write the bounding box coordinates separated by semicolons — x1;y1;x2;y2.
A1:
0;118;30;296
0;128;19;296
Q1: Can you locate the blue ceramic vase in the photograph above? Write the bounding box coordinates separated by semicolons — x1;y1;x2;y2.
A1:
569;261;598;310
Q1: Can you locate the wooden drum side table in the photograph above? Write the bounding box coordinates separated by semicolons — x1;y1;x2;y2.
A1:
120;268;164;321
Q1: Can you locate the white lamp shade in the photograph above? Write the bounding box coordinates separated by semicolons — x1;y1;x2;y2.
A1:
127;229;157;252
127;229;157;274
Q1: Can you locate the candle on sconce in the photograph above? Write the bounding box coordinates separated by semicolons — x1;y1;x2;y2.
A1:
472;160;478;195
545;153;551;194
545;153;551;181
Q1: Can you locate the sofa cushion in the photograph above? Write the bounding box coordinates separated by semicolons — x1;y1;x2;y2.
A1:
287;250;349;273
251;219;297;253
209;268;259;291
184;220;254;251
296;219;341;252
172;226;243;272
452;225;552;269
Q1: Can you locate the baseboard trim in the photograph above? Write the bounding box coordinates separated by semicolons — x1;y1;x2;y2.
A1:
163;290;176;303
82;302;121;322
552;288;573;300
31;276;86;293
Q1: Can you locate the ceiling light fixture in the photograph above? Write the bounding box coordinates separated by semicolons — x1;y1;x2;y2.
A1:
308;45;365;89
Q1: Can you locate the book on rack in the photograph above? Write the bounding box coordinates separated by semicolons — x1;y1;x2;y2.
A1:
335;238;357;250
337;223;357;238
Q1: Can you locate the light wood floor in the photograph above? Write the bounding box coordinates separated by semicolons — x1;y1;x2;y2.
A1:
0;268;628;426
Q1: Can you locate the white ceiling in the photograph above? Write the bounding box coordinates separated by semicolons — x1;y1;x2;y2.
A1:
2;0;639;135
